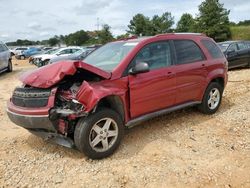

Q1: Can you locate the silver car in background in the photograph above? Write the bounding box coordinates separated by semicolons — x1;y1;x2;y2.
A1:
0;41;12;73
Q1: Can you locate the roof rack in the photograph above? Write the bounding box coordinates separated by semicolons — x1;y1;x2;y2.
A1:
115;35;138;41
156;33;207;37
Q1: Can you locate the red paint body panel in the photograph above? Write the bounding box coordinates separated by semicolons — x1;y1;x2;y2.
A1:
20;61;111;88
7;33;228;127
76;78;129;120
129;67;176;118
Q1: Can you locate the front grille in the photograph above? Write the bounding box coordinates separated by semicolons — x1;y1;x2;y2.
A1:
12;87;51;108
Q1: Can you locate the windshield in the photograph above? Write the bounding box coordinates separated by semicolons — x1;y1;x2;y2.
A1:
84;42;138;71
218;43;230;52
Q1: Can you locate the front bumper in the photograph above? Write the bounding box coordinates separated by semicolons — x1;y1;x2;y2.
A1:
7;109;56;132
7;109;75;148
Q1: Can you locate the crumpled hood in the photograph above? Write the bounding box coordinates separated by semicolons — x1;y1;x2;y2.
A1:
20;61;111;88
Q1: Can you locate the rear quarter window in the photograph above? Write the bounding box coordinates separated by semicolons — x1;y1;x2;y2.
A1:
201;39;224;59
174;40;205;65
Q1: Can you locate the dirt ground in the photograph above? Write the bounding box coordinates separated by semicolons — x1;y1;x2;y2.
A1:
0;59;249;188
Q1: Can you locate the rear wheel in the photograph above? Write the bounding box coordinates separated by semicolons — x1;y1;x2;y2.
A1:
198;82;223;114
20;55;25;60
74;108;124;159
7;60;12;72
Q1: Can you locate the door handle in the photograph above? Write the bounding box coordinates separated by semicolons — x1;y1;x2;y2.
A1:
166;72;174;78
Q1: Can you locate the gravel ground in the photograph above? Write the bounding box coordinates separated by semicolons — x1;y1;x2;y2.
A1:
0;59;249;188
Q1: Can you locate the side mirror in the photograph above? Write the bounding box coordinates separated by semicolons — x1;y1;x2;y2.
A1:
129;62;149;75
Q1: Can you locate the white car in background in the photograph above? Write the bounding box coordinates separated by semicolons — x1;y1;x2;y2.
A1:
0;41;12;73
13;47;28;57
30;47;82;67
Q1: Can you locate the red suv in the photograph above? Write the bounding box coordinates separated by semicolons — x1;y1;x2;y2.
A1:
7;33;228;159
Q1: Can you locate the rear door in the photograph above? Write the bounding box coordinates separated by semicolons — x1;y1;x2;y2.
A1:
128;41;176;118
173;40;208;104
236;42;249;67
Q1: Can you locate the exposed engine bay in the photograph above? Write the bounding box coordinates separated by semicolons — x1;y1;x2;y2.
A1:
14;68;105;137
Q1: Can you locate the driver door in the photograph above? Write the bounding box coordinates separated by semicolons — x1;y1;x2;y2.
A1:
128;41;176;118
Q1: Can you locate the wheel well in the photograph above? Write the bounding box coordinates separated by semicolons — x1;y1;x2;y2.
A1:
211;77;224;89
97;96;125;122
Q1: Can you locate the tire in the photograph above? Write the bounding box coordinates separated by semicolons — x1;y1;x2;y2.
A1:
74;108;124;159
7;60;12;72
20;55;25;60
198;82;223;114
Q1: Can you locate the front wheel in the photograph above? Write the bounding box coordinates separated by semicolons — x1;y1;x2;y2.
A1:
74;108;124;159
7;60;12;72
198;82;223;114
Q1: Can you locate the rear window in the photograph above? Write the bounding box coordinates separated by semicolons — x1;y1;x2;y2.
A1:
201;40;224;59
174;40;205;65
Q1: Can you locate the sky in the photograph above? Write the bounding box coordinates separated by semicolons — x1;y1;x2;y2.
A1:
0;0;249;42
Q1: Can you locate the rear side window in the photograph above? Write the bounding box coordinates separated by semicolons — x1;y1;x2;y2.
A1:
174;40;205;65
201;39;224;59
238;42;247;50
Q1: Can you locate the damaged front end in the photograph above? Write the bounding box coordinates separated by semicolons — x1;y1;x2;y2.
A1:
7;61;111;148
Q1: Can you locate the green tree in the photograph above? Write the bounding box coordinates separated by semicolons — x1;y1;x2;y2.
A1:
128;13;174;36
97;24;114;44
176;13;195;32
127;14;152;36
64;30;90;46
48;35;60;46
238;20;250;26
151;12;174;34
196;0;231;41
116;33;130;40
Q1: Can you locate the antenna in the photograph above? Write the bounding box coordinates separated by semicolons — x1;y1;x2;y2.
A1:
95;17;100;31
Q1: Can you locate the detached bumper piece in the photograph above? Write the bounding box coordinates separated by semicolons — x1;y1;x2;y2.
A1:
29;130;75;148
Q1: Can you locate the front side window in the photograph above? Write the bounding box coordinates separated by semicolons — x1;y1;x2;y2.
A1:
174;40;205;65
84;42;138;71
131;41;172;71
227;43;238;52
201;39;224;59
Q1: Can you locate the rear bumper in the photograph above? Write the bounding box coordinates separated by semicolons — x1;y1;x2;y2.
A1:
6;109;56;132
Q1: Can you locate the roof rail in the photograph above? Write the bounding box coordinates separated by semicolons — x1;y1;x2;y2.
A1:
156;33;207;37
115;35;138;41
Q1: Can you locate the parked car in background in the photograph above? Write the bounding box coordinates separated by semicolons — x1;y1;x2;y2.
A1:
7;33;228;159
13;47;28;55
218;41;250;69
42;47;53;51
14;47;29;59
15;47;43;59
31;47;82;67
49;48;95;64
0;41;12;73
29;48;59;64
